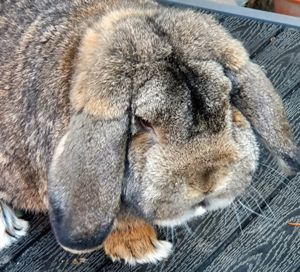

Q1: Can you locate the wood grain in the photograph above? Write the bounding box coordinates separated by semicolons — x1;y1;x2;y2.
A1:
202;177;300;272
252;29;300;96
219;16;282;55
198;11;282;56
2;230;111;272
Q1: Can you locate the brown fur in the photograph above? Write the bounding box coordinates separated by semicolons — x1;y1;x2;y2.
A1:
104;217;158;262
232;109;246;127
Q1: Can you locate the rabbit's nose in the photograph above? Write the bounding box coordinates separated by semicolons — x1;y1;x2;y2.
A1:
198;170;218;194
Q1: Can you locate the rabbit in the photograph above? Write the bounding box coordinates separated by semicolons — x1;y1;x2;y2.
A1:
0;0;299;265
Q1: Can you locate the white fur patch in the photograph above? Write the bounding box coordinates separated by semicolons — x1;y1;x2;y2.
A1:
205;196;235;211
193;205;207;216
0;204;29;251
155;206;207;227
125;240;173;265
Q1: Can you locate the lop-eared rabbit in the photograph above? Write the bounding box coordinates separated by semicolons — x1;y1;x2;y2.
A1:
0;0;299;265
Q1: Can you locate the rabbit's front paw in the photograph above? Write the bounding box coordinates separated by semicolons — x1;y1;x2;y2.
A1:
0;202;29;251
104;218;172;265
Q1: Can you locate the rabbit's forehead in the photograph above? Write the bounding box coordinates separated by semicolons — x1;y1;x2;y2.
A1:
78;9;232;132
133;62;230;138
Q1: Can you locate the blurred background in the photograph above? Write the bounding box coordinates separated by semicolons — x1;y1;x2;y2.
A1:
208;0;300;17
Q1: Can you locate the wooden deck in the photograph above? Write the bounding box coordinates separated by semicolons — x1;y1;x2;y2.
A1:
0;7;300;272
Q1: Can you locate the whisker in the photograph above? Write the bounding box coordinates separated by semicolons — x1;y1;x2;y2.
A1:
249;185;276;219
243;196;260;213
246;191;264;215
164;226;169;240
237;197;251;216
223;209;228;226
276;178;300;198
237;199;274;222
254;167;300;202
258;162;288;180
171;227;175;245
231;202;243;233
159;259;166;272
184;222;193;235
258;162;299;193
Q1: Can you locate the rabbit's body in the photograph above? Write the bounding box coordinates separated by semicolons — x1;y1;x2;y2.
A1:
1;0;79;211
0;0;299;265
0;0;129;211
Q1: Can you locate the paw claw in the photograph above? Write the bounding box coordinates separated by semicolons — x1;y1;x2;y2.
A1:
0;203;28;251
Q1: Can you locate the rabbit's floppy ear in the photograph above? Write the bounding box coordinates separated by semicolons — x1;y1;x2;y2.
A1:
228;62;299;175
48;110;129;253
47;25;134;252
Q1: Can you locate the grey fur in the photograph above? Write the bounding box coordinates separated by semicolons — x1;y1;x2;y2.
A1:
230;62;300;175
48;113;129;250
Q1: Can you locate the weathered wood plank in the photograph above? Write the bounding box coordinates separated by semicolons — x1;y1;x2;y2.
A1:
219;16;282;55
201;176;300;272
159;0;300;29
2;230;111;272
252;29;300;96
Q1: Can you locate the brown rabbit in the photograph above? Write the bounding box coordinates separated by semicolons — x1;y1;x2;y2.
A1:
0;0;299;265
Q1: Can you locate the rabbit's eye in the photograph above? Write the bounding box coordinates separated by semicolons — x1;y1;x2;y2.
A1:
134;116;154;133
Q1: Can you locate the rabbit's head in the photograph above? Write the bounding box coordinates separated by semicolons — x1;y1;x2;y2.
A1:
48;7;300;253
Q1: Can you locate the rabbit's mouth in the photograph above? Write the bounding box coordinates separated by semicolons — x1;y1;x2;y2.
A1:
154;200;208;227
192;200;207;209
154;196;235;228
154;204;207;227
199;196;235;212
